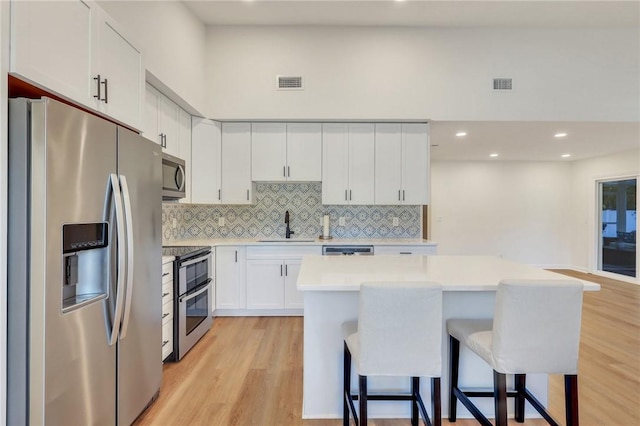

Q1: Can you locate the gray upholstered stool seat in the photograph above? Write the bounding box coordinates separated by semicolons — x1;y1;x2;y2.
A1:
447;279;584;426
343;282;443;426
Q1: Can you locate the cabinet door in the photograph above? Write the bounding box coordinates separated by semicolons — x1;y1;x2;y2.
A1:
95;12;143;129
322;123;349;205
246;260;285;309
221;123;253;204
159;96;180;156
143;84;161;145
287;123;322;181
178;110;192;203
215;247;246;310
348;123;375;205
284;260;304;310
401;123;430;205
11;0;95;106
251;123;287;181
191;118;221;204
374;123;403;204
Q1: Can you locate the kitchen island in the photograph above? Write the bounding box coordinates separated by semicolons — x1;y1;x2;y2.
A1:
296;255;600;420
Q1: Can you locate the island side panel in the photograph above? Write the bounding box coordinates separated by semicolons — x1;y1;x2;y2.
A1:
302;290;548;419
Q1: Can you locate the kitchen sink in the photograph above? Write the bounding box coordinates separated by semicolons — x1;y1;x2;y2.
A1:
257;238;316;243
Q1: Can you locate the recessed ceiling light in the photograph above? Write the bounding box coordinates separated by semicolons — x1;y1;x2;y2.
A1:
489;153;499;158
561;153;571;158
455;132;467;137
554;132;568;138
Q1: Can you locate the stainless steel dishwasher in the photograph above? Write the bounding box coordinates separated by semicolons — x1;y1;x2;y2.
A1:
322;245;374;255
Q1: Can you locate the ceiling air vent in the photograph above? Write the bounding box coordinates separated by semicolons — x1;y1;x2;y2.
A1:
493;78;513;91
277;75;304;90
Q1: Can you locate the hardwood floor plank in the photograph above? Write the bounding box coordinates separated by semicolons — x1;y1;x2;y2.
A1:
134;270;639;426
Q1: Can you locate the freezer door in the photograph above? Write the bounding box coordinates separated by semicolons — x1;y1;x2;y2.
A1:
116;128;163;425
34;99;117;425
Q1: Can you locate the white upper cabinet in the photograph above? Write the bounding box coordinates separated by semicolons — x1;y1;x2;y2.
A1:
322;123;374;205
178;110;192;203
10;0;143;130
375;123;430;205
221;123;254;204
251;123;321;182
251;123;287;181
144;84;182;156
191;118;221;204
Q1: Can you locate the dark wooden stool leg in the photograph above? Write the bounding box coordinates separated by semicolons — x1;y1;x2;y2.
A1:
515;374;526;422
359;375;367;426
565;375;579;426
411;377;419;426
344;342;351;426
493;371;507;426
448;335;460;422
432;377;442;426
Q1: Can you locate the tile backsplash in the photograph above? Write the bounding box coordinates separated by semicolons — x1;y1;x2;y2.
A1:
162;182;421;242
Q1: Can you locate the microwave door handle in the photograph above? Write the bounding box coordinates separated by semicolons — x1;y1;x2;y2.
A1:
118;175;135;339
107;174;126;346
175;165;185;192
179;279;212;303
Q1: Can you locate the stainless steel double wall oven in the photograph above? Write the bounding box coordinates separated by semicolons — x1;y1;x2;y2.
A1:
162;246;213;360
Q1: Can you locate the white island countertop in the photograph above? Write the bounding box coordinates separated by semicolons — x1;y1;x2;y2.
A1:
297;255;601;292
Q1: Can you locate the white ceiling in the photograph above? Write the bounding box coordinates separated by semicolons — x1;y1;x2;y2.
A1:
430;121;640;161
182;0;639;162
183;0;639;28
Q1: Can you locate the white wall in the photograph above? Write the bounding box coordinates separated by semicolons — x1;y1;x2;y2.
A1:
99;0;207;115
205;26;639;121
430;161;573;267
569;148;640;276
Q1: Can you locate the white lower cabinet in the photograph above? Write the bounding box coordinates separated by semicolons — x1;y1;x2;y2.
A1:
373;245;437;255
215;246;246;310
161;260;174;362
245;246;320;313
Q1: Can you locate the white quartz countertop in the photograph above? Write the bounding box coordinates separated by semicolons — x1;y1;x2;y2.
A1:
296;255;601;292
162;238;437;247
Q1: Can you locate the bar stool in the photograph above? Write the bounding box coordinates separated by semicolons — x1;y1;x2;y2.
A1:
447;279;584;426
343;282;443;426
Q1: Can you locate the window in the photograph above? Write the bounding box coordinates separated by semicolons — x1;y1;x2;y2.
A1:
598;178;637;278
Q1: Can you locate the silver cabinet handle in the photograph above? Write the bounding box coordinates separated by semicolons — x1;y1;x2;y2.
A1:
287;166;290;177
246;189;249;200
283;166;286;177
399;252;412;255
162;272;170;277
162;292;170;297
218;189;221;200
398;190;401;201
350;190;352;201
102;78;108;103
162;340;169;347
280;265;283;276
285;264;288;276
235;250;238;263
93;74;101;100
162;313;170;319
345;189;348;201
402;190;405;201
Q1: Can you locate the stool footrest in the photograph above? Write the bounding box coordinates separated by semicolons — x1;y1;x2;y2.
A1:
351;393;414;401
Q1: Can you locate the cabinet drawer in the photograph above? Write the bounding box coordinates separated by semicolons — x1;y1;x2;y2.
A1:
162;321;173;361
162;263;173;284
373;245;437;255
162;283;173;305
162;299;174;324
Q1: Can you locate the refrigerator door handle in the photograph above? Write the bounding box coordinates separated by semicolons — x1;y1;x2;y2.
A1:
119;175;135;339
108;173;126;346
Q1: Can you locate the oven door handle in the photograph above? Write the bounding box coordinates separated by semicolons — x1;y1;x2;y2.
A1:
179;253;211;268
179;279;212;303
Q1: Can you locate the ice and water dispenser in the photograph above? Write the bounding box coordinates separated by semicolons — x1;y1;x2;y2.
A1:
62;223;109;312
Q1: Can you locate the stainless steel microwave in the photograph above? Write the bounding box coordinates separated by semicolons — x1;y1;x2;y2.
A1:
162;153;186;200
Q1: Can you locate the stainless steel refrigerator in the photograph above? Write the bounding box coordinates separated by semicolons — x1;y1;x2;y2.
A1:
7;98;163;425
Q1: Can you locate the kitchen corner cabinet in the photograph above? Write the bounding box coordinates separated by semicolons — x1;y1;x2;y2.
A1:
375;123;430;205
251;123;322;182
10;0;143;130
144;84;182;157
221;123;254;204
191;118;222;204
215;246;247;310
322;123;375;205
161;259;174;362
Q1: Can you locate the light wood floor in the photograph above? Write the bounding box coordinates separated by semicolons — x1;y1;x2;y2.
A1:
134;271;640;426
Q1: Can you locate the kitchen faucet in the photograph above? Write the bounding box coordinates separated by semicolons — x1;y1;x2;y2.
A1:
285;210;294;239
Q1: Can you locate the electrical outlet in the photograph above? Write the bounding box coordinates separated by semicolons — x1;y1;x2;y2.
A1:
218;217;225;227
392;217;399;226
172;218;177;229
339;217;346;226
